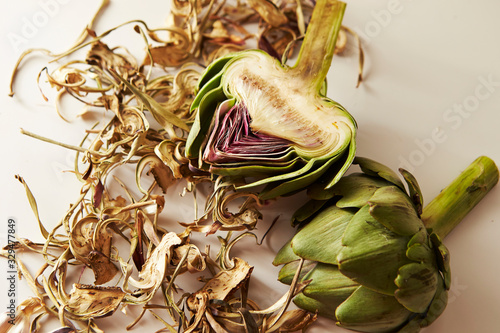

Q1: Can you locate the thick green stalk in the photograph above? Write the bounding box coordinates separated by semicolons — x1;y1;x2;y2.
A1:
291;0;346;92
421;156;499;239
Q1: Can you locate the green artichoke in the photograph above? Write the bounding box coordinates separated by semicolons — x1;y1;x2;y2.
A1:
185;0;356;199
274;156;498;332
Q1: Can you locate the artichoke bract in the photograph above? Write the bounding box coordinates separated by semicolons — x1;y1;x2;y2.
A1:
274;156;498;332
185;0;356;199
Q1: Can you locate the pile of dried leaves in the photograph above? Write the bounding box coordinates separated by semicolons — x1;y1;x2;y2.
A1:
3;0;362;332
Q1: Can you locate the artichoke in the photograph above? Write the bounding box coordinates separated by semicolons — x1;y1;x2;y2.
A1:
185;0;356;199
274;156;498;332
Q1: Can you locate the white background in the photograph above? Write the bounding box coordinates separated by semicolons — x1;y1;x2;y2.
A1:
1;0;500;332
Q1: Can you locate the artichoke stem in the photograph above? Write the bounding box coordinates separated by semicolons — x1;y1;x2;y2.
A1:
291;0;346;92
421;156;499;239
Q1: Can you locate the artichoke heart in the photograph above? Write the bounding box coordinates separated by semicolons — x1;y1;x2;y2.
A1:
185;0;356;199
220;52;354;161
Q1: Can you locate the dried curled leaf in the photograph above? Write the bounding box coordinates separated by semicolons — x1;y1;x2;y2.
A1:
136;154;176;194
155;140;187;179
172;244;207;274
65;284;125;319
145;44;192;68
191;257;253;303
69;216;119;285
0;297;44;332
184;257;253;332
15;175;50;239
247;0;289;27
123;232;182;302
264;309;317;332
87;40;138;78
258;26;297;60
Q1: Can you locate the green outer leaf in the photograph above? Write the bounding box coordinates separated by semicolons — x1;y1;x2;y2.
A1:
430;233;451;289
293;293;336;320
368;186;423;236
209;152;299;177
301;263;358;306
291;199;329;227
400;168;424;215
330;173;391;208
335;286;412;333
185;88;229;158
338;206;411;295
276;260;316;285
236;158;316;190
291;205;353;265
254;139;354;199
407;228;427;248
325;124;357;188
405;242;434;263
273;239;299;266
419;276;448;327
354;157;405;191
395;318;421;333
191;53;235;109
394;263;439;313
190;71;224;112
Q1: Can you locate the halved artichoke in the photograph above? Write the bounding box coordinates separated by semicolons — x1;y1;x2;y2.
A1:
185;0;356;199
274;156;498;332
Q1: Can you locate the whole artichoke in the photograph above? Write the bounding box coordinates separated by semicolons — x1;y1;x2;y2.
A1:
274;156;498;332
185;0;356;199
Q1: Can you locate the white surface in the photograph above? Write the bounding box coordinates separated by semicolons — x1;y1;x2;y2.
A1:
1;0;500;332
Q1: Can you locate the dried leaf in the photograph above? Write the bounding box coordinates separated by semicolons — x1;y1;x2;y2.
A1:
69;216;118;285
155;140;185;179
265;309;317;332
65;284;125;319
202;43;245;66
124;232;182;302
259;26;297;60
15;175;49;239
246;0;288;27
93;179;104;208
132;211;145;272
203;20;246;46
136;154;176;194
145;45;191;68
193;257;253;302
86;41;138;78
184;292;210;333
102;195;131;222
172;244;206;274
0;297;44;332
113;72;189;132
49;327;78;333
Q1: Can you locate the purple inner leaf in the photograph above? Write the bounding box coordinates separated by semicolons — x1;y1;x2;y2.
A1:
204;102;291;164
